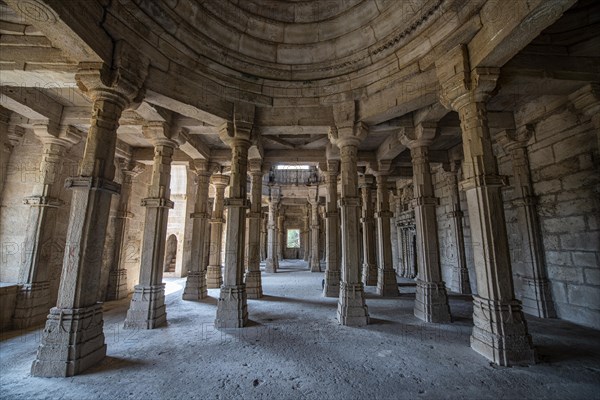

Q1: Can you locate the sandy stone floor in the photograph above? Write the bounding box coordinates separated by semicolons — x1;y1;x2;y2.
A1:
1;260;599;400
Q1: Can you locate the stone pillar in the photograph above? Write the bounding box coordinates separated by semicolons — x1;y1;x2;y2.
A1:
277;214;285;262
206;174;229;288
124;128;178;330
245;160;263;299
215;120;252;329
359;176;377;286
443;161;471;295
308;188;321;272
14;126;80;329
498;127;556;318
260;212;267;262
329;121;369;326
105;158;144;301
389;190;400;275
437;46;535;365
265;189;280;273
31;55;148;377
400;123;451;323
0;107;14;199
302;208;310;262
183;160;214;300
374;171;400;297
323;160;341;297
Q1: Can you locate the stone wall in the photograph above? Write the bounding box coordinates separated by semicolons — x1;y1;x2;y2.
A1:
498;106;600;329
432;105;599;329
432;162;477;295
0;129;84;309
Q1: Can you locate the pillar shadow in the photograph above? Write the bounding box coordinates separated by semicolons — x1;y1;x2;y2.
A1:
83;356;146;375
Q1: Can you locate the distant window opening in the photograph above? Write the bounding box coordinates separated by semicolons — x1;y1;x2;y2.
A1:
287;229;300;248
276;165;310;170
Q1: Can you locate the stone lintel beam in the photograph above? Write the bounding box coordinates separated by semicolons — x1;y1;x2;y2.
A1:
0;87;64;133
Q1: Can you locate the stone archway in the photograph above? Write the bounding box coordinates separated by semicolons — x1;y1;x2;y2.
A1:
164;234;178;273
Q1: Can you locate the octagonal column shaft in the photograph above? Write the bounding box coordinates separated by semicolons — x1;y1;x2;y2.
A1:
444;164;471;295
206;175;229;288
14;132;73;329
323;161;340;297
124;137;177;330
106;159;144;301
265;199;279;273
183;161;212;300
375;174;399;297
360;177;377;286
277;215;285;262
215;138;250;328
31;74;139;377
408;143;451;323
337;143;369;326
245;166;263;299
498;129;555;318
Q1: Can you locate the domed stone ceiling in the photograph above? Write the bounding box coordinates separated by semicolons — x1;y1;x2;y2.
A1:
126;0;455;100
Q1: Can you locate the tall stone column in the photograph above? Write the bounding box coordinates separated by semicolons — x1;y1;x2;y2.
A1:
329;119;369;326
442;161;471;295
124;127;178;330
206;174;229;288
14;126;80;329
374;170;400;297
277;214;285;262
323;160;340;297
302;208;310;262
183;160;214;300
260;213;267;262
0;107;14;199
105;158;144;301
265;189;280;273
308;187;321;272
215;119;252;328
437;46;534;365
400;123;451;323
389;190;400;275
245;160;263;299
498;127;556;318
359;176;377;286
32;54;148;377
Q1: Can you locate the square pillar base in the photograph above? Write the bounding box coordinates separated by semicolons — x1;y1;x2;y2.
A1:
123;284;167;330
362;263;378;286
323;270;340;298
183;272;208;300
471;295;536;366
215;285;248;328
337;282;369;327
31;304;106;377
206;265;223;288
244;271;263;299
13;282;50;329
414;279;451;323
376;268;399;297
